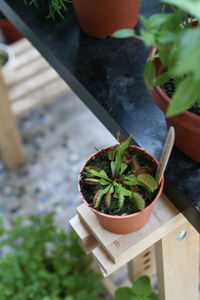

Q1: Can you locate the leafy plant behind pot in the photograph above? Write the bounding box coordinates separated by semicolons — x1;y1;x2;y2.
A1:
0;215;105;300
82;136;158;216
115;275;158;300
111;0;200;117
24;0;72;20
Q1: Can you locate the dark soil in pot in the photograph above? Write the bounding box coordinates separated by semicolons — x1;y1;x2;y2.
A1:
80;146;158;216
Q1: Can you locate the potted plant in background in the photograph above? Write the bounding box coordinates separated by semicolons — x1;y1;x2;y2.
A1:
25;0;139;39
112;0;200;162
0;12;23;44
78;136;164;234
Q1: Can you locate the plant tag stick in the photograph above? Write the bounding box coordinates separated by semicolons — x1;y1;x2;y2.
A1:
156;127;175;184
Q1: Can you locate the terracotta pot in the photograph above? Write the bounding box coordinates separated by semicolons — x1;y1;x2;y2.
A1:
0;20;23;44
73;0;139;39
148;48;200;163
78;145;164;234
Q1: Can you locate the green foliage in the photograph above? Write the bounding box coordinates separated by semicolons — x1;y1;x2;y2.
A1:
140;1;200;116
84;136;158;215
112;0;200;116
0;215;105;300
25;0;71;20
115;276;158;300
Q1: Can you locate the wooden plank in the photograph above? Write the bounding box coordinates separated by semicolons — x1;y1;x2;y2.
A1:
69;215;98;254
9;68;62;102
13;47;40;70
0;71;26;169
5;57;49;87
77;194;185;265
12;79;69;116
11;38;32;56
128;246;156;281
155;221;199;300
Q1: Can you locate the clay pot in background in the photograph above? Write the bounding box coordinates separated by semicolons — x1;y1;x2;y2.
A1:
73;0;139;39
0;20;23;44
148;48;200;163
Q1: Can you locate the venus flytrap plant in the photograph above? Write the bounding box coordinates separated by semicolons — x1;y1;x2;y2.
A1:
84;136;158;215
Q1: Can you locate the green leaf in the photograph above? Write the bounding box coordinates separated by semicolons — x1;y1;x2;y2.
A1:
111;29;135;39
119;163;128;175
124;174;137;181
94;186;111;208
115;287;133;300
85;178;100;185
154;72;170;87
114;136;132;177
85;167;110;181
132;193;145;211
162;0;200;19
124;179;141;186
99;179;110;185
166;75;199;117
141;29;155;47
118;190;125;209
132;276;152;296
111;161;115;178
144;60;156;89
149;292;159;300
137;174;158;192
105;192;112;208
107;148;116;161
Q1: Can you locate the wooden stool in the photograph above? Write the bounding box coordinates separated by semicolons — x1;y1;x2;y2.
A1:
0;38;69;169
70;194;199;299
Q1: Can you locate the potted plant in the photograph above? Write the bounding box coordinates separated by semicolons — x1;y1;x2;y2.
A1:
0;13;23;44
73;0;139;39
25;0;139;39
112;0;200;162
78;136;164;234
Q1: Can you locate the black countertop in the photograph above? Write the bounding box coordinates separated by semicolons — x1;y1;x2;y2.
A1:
1;0;199;231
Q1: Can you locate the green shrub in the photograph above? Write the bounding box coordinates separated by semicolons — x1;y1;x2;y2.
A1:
0;215;105;300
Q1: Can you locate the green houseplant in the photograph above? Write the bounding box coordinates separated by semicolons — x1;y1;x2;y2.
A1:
0;215;105;300
25;0;139;39
78;136;164;234
112;0;200;162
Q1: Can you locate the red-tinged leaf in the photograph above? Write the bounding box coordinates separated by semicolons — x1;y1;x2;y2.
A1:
138;174;158;192
85;178;100;185
130;186;139;193
117;131;123;143
93;190;103;208
107;148;116;161
135;167;151;176
123;152;133;164
132;192;145;210
130;158;140;171
105;192;112;208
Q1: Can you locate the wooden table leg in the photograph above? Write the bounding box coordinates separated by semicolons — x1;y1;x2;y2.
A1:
128;246;156;281
155;220;199;300
0;71;26;169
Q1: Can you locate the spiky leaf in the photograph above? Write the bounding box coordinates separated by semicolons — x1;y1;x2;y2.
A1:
138;174;158;192
93;186;111;208
132;193;145;211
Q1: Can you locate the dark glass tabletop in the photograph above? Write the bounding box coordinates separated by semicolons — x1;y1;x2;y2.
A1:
1;0;199;231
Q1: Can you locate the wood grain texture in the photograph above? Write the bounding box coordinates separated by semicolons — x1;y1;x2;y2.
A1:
155;221;200;300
